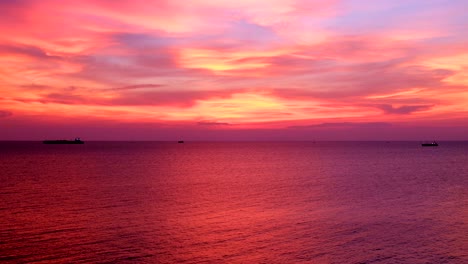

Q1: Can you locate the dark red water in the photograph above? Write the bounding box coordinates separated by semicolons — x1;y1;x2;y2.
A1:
1;141;467;263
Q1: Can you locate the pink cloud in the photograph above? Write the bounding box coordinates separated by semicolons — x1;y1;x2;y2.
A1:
375;104;434;115
0;110;13;118
197;121;232;126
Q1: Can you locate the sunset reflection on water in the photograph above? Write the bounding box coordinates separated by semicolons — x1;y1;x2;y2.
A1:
1;141;467;263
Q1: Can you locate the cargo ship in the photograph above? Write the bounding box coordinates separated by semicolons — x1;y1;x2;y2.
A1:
43;138;84;144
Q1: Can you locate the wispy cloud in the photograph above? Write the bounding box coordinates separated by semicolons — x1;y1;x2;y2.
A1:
197;121;231;126
0;110;13;118
289;122;392;129
376;104;433;115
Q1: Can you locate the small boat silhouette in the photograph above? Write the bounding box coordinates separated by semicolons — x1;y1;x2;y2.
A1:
421;141;438;147
43;138;84;144
178;140;184;143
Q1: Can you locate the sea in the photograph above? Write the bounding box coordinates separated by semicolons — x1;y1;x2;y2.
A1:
1;141;467;263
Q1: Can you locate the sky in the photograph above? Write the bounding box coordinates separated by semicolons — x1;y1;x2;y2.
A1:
1;0;468;140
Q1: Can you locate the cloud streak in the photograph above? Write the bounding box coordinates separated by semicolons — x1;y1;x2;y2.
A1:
0;110;13;118
376;104;434;115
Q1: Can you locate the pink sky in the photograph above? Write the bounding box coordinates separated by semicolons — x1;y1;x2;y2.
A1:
1;0;468;140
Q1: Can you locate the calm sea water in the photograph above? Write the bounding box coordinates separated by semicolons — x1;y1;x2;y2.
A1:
1;141;467;263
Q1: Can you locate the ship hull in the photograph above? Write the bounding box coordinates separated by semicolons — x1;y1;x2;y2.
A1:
43;140;84;144
421;143;438;147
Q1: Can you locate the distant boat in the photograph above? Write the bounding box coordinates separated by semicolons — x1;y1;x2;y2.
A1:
43;138;84;144
422;141;438;147
178;140;184;143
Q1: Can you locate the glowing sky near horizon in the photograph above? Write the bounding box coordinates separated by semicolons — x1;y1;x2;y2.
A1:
1;0;468;140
